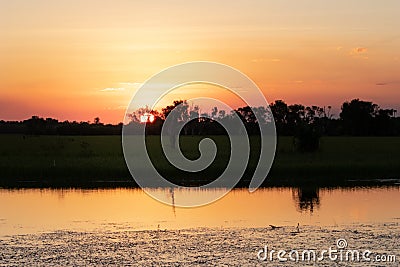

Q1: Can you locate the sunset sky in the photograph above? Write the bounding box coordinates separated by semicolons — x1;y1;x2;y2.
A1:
1;0;399;123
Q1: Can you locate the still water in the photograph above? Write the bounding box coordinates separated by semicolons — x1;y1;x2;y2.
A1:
1;187;400;236
0;187;399;265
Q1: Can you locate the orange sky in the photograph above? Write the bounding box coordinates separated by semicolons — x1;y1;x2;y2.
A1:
1;0;399;123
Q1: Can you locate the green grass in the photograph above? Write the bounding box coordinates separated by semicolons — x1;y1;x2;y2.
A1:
0;135;399;187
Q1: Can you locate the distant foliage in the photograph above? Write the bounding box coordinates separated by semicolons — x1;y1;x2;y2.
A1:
340;99;397;136
0;99;399;137
0;116;122;135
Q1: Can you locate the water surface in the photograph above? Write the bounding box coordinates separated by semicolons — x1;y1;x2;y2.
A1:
0;187;399;266
1;187;399;235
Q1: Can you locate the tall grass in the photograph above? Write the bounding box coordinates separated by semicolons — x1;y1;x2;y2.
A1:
0;135;399;187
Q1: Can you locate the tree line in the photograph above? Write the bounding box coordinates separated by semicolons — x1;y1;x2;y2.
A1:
1;98;399;137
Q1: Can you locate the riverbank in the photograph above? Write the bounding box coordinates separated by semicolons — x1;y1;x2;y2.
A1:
0;135;399;187
1;224;399;266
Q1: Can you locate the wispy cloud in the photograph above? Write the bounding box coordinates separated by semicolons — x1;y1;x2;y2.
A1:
100;87;125;92
99;82;143;93
106;105;127;110
349;47;368;59
119;82;143;87
375;81;400;86
354;47;367;53
251;58;281;63
350;47;368;55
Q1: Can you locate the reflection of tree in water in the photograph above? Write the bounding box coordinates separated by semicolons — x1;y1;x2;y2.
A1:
292;187;320;213
169;187;176;217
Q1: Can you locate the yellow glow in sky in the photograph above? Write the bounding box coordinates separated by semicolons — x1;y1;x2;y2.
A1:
1;0;399;123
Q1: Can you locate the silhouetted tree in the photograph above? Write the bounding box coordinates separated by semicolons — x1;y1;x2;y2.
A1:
270;100;289;135
340;99;378;135
1;98;399;138
372;108;396;136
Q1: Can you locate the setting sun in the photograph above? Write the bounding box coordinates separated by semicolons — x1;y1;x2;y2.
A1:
1;1;400;266
140;113;155;123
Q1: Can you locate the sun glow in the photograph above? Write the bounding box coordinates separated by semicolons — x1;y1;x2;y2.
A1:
140;113;155;123
1;1;399;123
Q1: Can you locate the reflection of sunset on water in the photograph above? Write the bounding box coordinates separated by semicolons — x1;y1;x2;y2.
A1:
1;187;399;236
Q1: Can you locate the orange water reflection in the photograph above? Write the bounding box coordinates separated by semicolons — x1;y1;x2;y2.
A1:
0;187;399;236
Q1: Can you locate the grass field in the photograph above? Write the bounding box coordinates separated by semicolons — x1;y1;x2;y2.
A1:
0;135;399;187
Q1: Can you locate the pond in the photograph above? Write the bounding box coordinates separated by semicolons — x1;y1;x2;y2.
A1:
0;187;399;265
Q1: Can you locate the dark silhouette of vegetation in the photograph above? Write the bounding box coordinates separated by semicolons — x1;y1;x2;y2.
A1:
340;99;398;136
1;98;399;188
0;116;122;135
120;98;400;147
1;99;399;141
